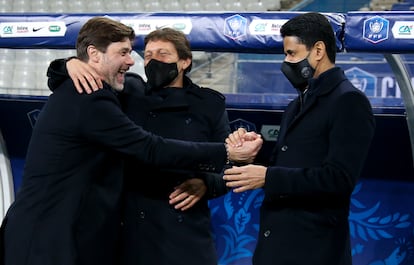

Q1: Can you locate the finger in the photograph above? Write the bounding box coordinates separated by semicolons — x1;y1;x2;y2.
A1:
233;129;246;146
86;74;103;91
169;182;188;199
173;196;192;210
224;178;251;192
244;132;259;141
76;76;92;94
246;138;263;154
85;74;102;93
237;127;247;135
223;166;242;175
73;79;84;94
227;128;246;147
254;138;264;152
176;195;199;211
169;189;180;199
223;170;238;178
225;179;246;188
169;191;188;205
236;128;247;140
232;186;248;193
223;174;239;181
96;77;103;89
226;133;239;147
86;77;99;92
180;199;197;211
169;190;187;202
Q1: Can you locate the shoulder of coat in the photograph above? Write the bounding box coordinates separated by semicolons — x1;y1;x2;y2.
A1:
125;72;146;84
197;86;226;101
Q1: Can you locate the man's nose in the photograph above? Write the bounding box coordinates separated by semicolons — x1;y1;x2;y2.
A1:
126;53;135;66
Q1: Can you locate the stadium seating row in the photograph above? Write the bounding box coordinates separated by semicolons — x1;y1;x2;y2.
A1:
1;0;282;12
0;49;147;95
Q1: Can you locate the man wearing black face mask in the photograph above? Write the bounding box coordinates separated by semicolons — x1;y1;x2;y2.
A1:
223;12;376;265
280;52;314;90
144;54;179;90
119;27;231;265
47;28;232;265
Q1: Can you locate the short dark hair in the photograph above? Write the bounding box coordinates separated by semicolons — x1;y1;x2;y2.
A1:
144;28;193;73
280;12;336;63
76;17;135;61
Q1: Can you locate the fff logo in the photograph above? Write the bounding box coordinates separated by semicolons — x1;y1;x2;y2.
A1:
363;16;389;44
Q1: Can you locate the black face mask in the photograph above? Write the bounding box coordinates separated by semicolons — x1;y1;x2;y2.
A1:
281;57;315;90
145;59;179;90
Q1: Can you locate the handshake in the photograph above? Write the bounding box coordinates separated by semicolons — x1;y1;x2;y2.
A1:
223;128;267;193
225;128;263;164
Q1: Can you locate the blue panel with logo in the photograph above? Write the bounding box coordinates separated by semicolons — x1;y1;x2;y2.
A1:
233;53;411;113
0;12;344;53
345;11;414;52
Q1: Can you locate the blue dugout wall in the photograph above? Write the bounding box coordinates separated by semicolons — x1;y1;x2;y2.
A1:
0;12;414;265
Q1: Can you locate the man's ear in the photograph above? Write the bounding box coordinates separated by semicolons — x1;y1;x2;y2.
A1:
180;58;192;72
314;41;325;61
87;45;100;63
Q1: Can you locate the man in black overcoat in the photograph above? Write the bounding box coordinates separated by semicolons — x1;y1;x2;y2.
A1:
0;17;262;265
224;12;376;265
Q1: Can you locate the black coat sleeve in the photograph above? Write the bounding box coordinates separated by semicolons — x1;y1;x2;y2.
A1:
47;58;71;92
79;88;228;173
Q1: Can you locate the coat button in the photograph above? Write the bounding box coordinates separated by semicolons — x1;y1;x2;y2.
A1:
281;145;288;151
139;211;145;219
264;230;271;237
177;215;184;223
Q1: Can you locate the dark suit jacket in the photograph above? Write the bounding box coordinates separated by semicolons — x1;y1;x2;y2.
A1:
1;79;227;265
120;76;230;265
253;67;376;265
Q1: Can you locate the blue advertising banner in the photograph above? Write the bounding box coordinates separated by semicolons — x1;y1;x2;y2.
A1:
0;12;344;53
345;11;414;53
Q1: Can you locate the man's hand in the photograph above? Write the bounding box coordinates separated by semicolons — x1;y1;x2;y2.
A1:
169;178;206;211
226;127;261;147
67;58;103;94
223;164;267;193
226;132;263;164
